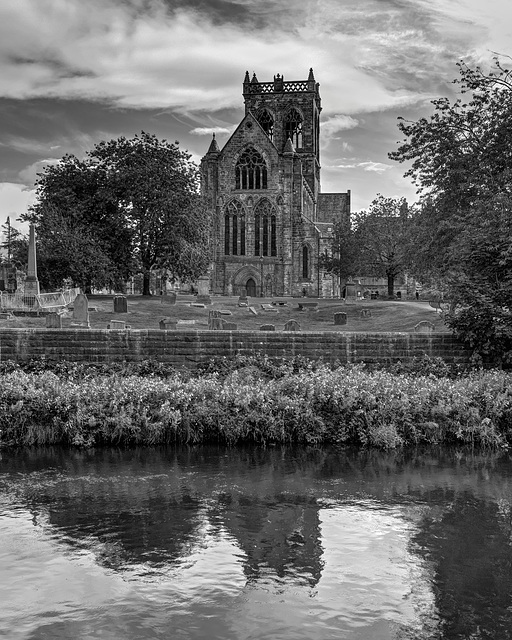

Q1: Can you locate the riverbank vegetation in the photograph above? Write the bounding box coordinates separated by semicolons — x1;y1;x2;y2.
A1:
1;356;511;450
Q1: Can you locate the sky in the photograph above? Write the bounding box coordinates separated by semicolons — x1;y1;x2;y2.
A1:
0;0;511;235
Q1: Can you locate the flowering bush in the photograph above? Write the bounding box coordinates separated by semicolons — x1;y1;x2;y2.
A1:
0;360;511;450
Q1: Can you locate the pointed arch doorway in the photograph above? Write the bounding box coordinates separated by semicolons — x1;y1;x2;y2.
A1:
246;278;257;297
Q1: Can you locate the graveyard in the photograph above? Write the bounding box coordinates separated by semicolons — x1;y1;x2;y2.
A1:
0;293;447;333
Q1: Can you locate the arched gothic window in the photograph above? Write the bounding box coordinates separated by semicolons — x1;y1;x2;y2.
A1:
224;200;246;256
256;109;274;142
254;199;277;257
284;108;303;148
302;246;310;279
235;147;268;190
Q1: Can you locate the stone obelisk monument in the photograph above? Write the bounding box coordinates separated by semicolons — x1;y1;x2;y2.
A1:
24;223;40;297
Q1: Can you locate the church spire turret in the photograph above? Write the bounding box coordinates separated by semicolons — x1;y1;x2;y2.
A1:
206;132;220;154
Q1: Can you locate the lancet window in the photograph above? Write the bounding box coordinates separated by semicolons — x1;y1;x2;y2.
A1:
302;245;310;279
256;109;274;142
284;108;303;148
224;199;246;256
254;199;277;257
235;147;268;190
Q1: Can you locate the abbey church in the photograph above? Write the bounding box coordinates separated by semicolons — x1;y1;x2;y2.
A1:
200;69;350;298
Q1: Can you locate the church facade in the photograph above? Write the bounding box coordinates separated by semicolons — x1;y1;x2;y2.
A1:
200;69;350;298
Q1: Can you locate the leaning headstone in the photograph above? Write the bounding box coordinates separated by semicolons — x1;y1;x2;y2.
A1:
249;306;258;315
46;312;62;328
71;293;90;328
284;319;300;331
259;324;275;331
360;309;372;319
334;312;347;325
414;320;435;333
113;295;128;313
221;321;238;331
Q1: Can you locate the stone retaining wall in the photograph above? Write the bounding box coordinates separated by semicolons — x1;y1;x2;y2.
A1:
0;329;472;368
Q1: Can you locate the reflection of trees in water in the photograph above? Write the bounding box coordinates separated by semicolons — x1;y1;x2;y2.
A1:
411;491;512;639
9;446;325;588
6;444;512;632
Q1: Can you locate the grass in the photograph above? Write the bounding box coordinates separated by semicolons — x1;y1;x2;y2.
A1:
0;294;448;332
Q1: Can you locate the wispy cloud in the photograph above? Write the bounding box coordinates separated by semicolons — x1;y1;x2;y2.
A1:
189;126;235;136
328;160;393;173
321;115;359;138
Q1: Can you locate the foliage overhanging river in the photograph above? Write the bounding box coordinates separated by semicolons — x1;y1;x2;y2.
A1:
1;445;512;640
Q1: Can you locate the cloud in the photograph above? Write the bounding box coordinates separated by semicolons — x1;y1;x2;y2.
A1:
359;161;393;173
327;160;393;173
18;159;61;186
321;115;359;138
0;182;36;231
189;126;235;136
0;0;494;116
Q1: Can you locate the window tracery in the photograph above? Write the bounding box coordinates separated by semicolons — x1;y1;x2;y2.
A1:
224;200;246;256
235;147;268;190
254;199;277;257
284;108;303;148
256;109;274;142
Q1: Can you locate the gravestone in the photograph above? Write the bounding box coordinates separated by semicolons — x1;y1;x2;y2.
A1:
221;321;238;330
249;307;258;315
24;223;40;297
261;303;278;313
162;291;177;305
360;309;372;319
196;276;211;304
334;312;347;325
414;320;435;333
208;309;221;329
113;295;128;313
284;319;300;331
46;312;62;328
344;280;357;304
238;296;248;307
107;319;130;330
209;317;224;330
159;317;178;330
259;324;275;331
71;293;90;328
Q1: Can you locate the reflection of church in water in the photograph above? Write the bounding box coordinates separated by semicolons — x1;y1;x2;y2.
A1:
201;69;350;298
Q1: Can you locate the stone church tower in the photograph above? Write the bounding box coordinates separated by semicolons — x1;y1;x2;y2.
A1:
200;69;350;297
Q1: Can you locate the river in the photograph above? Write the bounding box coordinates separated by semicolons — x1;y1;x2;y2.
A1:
1;445;512;639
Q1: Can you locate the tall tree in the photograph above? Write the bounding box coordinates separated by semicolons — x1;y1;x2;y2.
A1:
318;219;357;293
27;154;133;292
27;132;209;295
89;132;209;295
389;55;512;275
352;195;411;297
0;217;27;267
389;55;512;363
